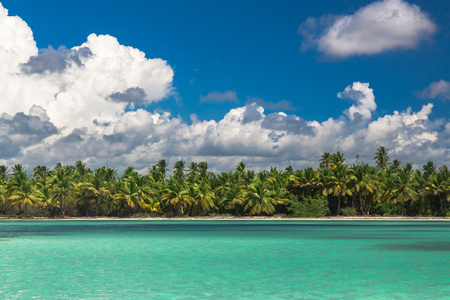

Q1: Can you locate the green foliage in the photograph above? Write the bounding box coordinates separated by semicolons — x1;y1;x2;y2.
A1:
287;195;329;218
0;148;449;219
340;207;357;216
373;203;401;216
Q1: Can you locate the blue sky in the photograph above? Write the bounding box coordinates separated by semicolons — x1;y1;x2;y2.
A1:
0;0;449;171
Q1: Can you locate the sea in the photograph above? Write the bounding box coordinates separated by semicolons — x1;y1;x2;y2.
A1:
0;221;449;299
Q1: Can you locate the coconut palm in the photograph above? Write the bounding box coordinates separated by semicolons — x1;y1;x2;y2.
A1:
173;160;186;178
425;171;449;216
319;152;332;169
374;146;389;170
235;162;246;174
316;166;332;204
245;177;277;216
389;159;402;171
50;167;77;216
351;163;377;215
221;181;247;216
330;151;346;168
423;161;437;178
392;168;418;215
114;176;155;216
292;167;317;197
161;178;194;216
329;164;354;215
8;169;42;215
187;162;199;179
268;172;289;207
156;159;169;180
33;165;50;181
198;161;209;179
192;180;215;214
79;167;116;215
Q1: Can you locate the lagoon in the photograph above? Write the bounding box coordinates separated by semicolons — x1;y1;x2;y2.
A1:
1;221;450;299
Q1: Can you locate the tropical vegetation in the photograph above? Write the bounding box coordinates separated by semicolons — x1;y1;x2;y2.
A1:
0;147;449;218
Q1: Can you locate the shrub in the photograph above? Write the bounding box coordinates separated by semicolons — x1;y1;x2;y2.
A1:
340;207;357;216
287;195;329;218
373;203;401;216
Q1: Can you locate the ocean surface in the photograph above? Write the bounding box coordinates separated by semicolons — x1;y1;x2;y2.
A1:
0;221;449;299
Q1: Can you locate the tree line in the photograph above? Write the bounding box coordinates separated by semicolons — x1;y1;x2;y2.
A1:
0;146;449;218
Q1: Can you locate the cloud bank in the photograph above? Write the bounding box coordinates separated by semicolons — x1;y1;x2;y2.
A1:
0;3;449;173
299;0;436;59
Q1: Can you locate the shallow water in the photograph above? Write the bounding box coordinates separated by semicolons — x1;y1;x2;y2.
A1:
0;221;449;299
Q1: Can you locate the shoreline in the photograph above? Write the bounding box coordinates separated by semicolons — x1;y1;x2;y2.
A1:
1;216;450;221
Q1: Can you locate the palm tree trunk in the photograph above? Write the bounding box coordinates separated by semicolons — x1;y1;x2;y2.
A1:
336;194;341;216
60;196;65;217
359;192;364;215
96;197;101;216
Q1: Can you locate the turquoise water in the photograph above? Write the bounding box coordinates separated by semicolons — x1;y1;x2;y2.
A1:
1;221;450;299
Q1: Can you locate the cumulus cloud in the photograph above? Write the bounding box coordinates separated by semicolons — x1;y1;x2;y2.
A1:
0;106;57;159
199;90;238;103
338;82;376;121
21;46;92;74
0;3;449;172
0;3;174;136
299;0;436;58
417;80;450;100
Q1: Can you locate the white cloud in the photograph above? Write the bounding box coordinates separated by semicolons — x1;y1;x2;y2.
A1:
0;4;174;136
0;3;449;172
338;82;376;121
199;90;238;103
417;80;450;100
299;0;436;58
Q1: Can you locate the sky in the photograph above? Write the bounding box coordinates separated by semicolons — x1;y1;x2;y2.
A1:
0;0;449;173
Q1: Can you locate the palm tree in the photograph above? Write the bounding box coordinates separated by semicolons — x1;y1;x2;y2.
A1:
199;161;209;179
392;168;418;215
389;159;402;171
161;178;193;216
50;167;77;216
79;167;116;215
221;182;246;216
317;166;332;206
331;151;346;168
114;176;155;216
33;165;50;181
8;169;42;215
329;164;354;216
156;159;169;180
319;152;332;169
284;165;293;174
244;176;277;216
268;172;289;208
425;172;449;216
351;163;377;215
36;177;52;215
235;162;246;174
192;180;215;214
74;160;91;182
187;162;199;179
173;160;186;178
0;165;8;183
292;167;317;197
423;161;437;178
374;146;389;170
